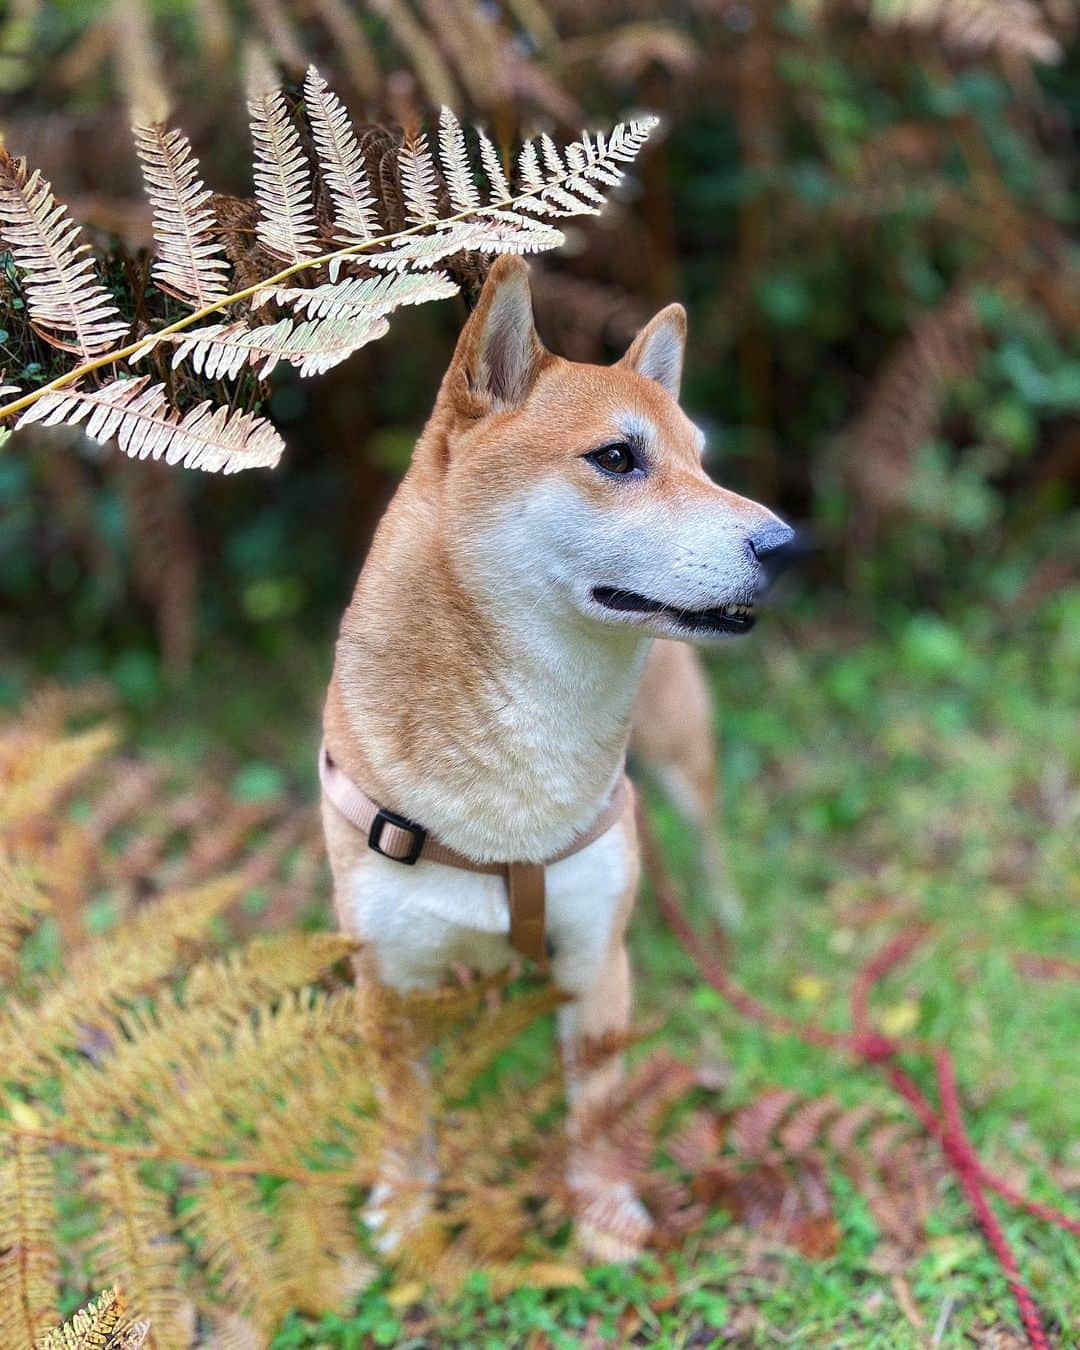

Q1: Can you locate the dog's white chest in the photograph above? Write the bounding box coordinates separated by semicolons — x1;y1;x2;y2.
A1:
343;822;634;994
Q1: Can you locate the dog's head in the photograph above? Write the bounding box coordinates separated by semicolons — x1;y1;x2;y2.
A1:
422;256;794;643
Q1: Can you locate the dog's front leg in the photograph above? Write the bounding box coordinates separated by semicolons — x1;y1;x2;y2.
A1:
354;951;439;1253
557;939;652;1263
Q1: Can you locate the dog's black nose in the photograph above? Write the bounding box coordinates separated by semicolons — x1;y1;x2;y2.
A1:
748;521;797;585
749;521;796;560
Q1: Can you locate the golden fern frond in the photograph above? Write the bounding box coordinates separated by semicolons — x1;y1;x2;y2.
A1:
273;1181;374;1316
143;989;361;1159
247;47;320;263
87;1158;190;1350
303;64;380;245
183;931;357;1006
34;1285;150;1350
246;1045;378;1174
0;1134;59;1345
1;875;243;1083
184;1178;287;1332
15;377;285;474
0;151;129;358
438;983;569;1101
132;123;231;309
0;854;48;985
59;934;359;1130
0;722;118;828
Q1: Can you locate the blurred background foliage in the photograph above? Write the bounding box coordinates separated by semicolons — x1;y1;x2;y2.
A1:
0;0;1076;695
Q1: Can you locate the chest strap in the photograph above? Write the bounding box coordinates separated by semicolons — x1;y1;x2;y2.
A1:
318;743;630;966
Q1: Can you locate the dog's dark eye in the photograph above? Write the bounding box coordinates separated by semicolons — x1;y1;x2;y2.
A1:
586;442;637;477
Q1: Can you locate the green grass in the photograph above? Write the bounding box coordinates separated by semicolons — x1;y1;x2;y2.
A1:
15;582;1077;1347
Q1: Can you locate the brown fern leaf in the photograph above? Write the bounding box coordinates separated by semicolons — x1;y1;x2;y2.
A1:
696;1156;841;1260
728;1087;800;1160
0;149;128;357
87;1157;190;1350
0;1134;59;1344
846;289;981;533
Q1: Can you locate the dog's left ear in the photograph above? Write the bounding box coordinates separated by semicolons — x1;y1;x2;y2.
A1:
618;304;687;400
444;256;548;416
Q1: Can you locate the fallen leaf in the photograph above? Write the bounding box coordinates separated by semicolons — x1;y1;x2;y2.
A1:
879;999;920;1036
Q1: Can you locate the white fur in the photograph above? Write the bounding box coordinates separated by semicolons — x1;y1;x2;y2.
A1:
344;821;632;993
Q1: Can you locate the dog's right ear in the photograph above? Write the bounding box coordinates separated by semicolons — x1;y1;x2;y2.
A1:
440;257;548;419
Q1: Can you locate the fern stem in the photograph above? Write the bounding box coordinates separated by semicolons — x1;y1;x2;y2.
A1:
0;129;653;426
0;1117;377;1185
0;1117;559;1201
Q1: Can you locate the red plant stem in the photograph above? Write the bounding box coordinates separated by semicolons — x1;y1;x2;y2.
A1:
639;807;1076;1349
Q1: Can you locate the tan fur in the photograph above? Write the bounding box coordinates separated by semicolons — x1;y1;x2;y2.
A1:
322;257;789;1260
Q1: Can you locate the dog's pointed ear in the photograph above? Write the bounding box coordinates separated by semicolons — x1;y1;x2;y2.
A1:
618;303;686;399
444;257;547;416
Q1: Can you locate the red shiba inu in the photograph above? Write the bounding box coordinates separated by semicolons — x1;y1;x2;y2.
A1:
321;255;793;1261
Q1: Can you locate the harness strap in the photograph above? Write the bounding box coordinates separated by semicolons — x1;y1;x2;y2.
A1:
318;743;630;965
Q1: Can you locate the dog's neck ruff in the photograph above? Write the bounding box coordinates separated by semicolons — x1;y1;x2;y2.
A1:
319;743;630;966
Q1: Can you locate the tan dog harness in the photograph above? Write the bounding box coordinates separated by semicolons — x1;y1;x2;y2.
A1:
319;744;630;966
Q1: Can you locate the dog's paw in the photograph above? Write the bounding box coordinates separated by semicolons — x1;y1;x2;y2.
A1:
572;1179;652;1265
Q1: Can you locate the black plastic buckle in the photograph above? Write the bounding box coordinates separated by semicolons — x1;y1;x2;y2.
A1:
368;807;426;865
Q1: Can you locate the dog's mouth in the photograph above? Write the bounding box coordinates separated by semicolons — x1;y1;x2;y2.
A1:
590;587;757;635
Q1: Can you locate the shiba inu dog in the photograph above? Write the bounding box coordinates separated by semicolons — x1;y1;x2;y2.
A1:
321;255;793;1261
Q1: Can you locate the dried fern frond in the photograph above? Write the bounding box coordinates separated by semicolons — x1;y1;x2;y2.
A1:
398;130;442;226
1;874;243;1083
438;106;481;213
274;1181;374;1316
0;151;129;357
0;1135;58;1344
263;269;459;322
149;312;390;381
475;127;510;205
34;1285;149;1350
16;377;285;474
184;1178;286;1333
0;854;49;984
247;47;320;263
88;1158;190;1349
0;71;657;474
0;722;119;827
303;65;379;245
869;0;1062;62
133;123;231;309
